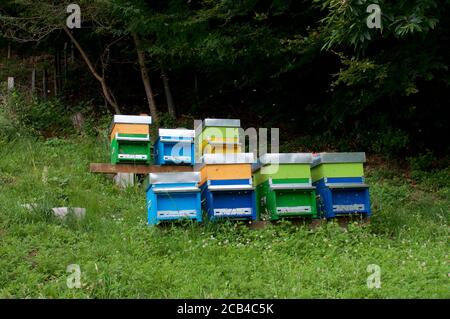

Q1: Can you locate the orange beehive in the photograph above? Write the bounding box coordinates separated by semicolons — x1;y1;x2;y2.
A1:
198;164;252;185
194;153;254;186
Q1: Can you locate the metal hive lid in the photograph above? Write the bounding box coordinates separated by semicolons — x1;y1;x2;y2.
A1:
112;115;152;125
202;118;241;128
148;172;200;184
252;153;313;171
260;153;313;164
194;153;255;170
202;153;254;164
159;128;195;138
311;152;366;167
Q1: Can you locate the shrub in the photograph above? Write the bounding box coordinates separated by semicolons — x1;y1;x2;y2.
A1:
2;92;72;137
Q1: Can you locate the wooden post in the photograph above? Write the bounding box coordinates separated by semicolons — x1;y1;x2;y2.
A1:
7;77;14;91
31;69;36;94
114;173;135;188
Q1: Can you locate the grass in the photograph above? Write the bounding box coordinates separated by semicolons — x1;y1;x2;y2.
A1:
0;135;449;298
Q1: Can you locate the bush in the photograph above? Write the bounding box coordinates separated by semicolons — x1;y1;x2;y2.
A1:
3;92;73;137
0;110;19;141
408;151;436;172
407;151;450;189
369;128;410;155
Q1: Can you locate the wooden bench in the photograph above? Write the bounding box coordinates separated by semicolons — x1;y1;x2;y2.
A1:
90;163;193;174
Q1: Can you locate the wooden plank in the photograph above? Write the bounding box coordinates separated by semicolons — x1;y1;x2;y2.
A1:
90;163;193;174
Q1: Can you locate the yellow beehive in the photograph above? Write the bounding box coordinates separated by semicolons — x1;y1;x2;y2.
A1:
199;119;241;156
201;142;242;154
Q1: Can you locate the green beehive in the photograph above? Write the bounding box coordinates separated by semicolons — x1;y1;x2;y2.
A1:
111;133;152;164
109;115;153;164
253;153;317;220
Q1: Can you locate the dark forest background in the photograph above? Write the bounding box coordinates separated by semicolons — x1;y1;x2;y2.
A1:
1;0;449;159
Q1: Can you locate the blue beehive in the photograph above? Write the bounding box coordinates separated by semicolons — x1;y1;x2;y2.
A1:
154;129;195;165
195;153;257;221
311;152;371;219
200;179;256;220
145;172;202;224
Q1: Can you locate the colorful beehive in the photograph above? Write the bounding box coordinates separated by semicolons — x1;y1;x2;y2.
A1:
195;153;256;221
311;152;371;219
253;153;317;220
154;129;195;165
110;115;152;164
199;118;242;156
145;172;202;225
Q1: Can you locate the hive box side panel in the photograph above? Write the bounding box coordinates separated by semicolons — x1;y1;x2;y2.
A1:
200;164;252;183
199;165;208;186
311;163;364;181
254;164;311;185
110;124;150;140
202;144;242;154
202;127;239;140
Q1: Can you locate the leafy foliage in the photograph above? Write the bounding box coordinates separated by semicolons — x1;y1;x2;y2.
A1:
0;0;449;155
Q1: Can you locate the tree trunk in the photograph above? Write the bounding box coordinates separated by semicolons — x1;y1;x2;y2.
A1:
63;42;68;86
7;43;11;59
70;42;74;64
161;66;176;119
57;47;62;91
53;68;58;96
53;50;59;96
63;26;121;114
132;33;158;122
42;69;47;100
193;74;200;106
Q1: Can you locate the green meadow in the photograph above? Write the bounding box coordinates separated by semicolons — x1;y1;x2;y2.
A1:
0;136;448;298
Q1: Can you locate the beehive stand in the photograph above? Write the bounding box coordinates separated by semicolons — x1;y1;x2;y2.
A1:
89;163;193;174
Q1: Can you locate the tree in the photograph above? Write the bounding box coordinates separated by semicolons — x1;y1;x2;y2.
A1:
0;0;122;114
312;0;449;153
132;32;158;121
